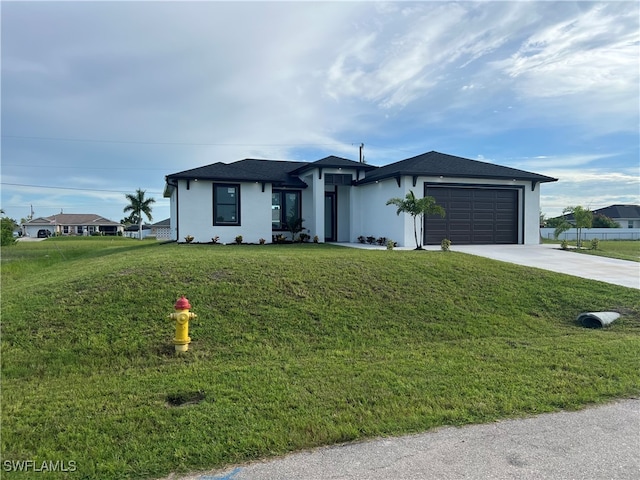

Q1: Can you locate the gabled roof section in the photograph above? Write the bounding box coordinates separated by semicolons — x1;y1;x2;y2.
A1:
289;156;376;175
25;216;54;225
25;214;120;225
152;218;171;227
357;151;558;185
592;205;640;219
166;159;308;188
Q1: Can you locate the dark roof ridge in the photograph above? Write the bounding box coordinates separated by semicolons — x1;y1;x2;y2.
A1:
358;150;557;184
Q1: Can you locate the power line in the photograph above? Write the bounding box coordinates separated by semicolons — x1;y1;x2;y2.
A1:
1;164;168;171
1;182;163;194
1;134;355;148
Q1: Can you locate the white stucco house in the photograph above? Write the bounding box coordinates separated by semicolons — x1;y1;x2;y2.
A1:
164;151;557;247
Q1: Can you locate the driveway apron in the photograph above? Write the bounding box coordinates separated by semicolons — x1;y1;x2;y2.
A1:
450;244;639;289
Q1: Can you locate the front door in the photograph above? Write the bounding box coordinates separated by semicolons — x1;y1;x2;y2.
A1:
324;192;336;242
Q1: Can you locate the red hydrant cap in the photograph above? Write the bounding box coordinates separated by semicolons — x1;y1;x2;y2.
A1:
174;296;191;310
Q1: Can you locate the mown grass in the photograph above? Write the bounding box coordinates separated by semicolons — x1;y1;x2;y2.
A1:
2;238;639;479
542;239;640;262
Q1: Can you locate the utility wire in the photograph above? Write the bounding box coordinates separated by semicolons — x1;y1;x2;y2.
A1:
1;182;163;195
1;164;168;170
2;135;355;148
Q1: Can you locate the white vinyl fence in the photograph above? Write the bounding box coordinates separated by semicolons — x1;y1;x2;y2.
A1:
540;228;640;241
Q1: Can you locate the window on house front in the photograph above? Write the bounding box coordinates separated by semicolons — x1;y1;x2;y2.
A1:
77;226;83;234
63;226;69;234
272;190;301;230
629;221;634;228
213;184;240;225
324;173;353;186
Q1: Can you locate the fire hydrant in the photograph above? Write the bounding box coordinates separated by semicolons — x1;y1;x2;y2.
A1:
168;296;196;352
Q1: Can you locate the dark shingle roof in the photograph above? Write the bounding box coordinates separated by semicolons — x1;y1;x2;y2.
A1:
592;205;640;219
357;151;558;185
152;218;171;227
290;156;376;175
166;151;558;192
166;159;308;188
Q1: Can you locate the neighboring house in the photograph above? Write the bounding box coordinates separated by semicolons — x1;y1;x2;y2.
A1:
123;224;152;239
590;205;640;229
164;151;557;246
150;218;171;239
22;214;123;237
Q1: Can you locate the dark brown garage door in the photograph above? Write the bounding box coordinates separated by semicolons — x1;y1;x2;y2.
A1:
425;186;518;245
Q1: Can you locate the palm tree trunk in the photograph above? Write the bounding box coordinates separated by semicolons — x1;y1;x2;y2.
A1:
139;218;143;240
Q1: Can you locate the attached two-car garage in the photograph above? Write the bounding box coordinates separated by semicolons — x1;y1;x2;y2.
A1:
424;185;519;245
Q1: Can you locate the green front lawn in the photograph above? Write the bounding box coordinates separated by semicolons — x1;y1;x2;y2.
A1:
542;239;640;262
2;238;639;479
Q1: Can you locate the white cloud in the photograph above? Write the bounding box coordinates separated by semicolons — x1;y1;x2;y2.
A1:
541;166;640;217
516;153;620;169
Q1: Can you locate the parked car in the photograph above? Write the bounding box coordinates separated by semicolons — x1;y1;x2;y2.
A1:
37;229;51;238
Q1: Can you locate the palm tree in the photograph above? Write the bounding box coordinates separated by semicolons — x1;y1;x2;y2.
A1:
554;205;593;248
123;189;155;239
386;190;445;250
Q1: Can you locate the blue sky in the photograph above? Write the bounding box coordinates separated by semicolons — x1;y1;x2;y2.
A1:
2;1;638;225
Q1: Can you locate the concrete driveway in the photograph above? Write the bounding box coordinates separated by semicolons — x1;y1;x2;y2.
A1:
167;399;639;480
15;237;46;242
450;243;639;289
336;242;639;289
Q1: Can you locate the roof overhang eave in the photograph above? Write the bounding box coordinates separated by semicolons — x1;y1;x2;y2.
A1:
165;176;308;189
356;172;559;186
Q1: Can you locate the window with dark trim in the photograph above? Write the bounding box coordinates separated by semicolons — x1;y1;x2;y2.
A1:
272;190;301;230
213;184;240;226
325;173;353;186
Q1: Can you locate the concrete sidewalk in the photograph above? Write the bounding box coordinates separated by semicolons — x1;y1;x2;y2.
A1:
167;399;640;480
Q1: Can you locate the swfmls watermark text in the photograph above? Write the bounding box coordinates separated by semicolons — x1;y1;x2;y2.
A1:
3;460;77;473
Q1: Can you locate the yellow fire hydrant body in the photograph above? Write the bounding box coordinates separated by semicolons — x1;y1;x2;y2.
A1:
168;296;196;352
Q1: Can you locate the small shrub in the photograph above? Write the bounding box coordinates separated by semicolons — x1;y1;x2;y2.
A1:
561;239;569;250
313;235;319;243
184;235;194;244
357;235;366;244
275;234;287;244
590;238;599;250
259;238;266;245
376;236;387;246
441;238;451;252
299;233;310;243
386;240;395;250
234;235;243;245
211;236;220;244
366;236;376;245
